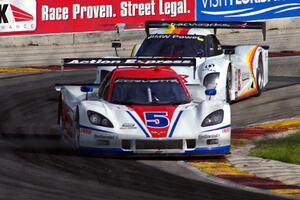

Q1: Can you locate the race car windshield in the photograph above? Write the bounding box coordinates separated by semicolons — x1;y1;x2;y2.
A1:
136;34;205;57
111;78;189;105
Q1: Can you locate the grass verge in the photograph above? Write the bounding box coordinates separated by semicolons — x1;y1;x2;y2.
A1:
250;132;300;165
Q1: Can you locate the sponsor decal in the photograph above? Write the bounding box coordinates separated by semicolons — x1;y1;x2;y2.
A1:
120;0;190;18
242;72;250;81
120;123;137;129
116;79;179;83
202;64;217;72
148;34;204;40
196;0;300;21
157;21;236;28
150;130;167;134
94;134;115;140
198;133;220;139
41;0;190;20
222;127;230;133
64;58;195;66
80;128;92;135
0;0;36;33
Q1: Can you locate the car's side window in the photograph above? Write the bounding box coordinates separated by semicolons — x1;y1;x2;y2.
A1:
206;35;223;57
99;74;112;100
206;35;214;57
212;36;223;56
102;81;111;100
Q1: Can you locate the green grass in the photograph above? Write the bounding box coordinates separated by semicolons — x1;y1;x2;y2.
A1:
250;132;300;165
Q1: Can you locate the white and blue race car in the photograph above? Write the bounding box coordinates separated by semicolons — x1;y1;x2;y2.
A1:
56;58;231;156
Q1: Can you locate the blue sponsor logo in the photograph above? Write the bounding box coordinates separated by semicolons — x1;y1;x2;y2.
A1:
196;0;300;21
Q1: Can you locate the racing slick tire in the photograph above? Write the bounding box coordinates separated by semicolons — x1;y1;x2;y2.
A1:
226;65;233;104
255;53;264;97
72;108;81;150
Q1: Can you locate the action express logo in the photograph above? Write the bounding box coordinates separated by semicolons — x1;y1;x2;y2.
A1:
0;0;36;32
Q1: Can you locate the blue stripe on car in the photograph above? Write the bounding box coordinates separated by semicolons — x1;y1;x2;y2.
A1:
168;111;183;138
79;146;230;155
203;124;231;132
126;111;151;138
185;145;230;155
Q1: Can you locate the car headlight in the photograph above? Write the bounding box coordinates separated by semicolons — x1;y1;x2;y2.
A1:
87;111;114;128
204;73;220;89
202;110;224;127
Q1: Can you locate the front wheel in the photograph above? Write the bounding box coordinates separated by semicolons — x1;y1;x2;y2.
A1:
73;109;80;150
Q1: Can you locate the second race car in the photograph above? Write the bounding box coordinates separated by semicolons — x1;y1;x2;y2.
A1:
131;21;269;103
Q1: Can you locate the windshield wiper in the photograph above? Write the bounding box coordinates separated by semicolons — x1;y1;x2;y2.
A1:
170;101;189;105
112;101;138;105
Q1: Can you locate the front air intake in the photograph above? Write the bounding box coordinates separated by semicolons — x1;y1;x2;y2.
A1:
136;140;183;150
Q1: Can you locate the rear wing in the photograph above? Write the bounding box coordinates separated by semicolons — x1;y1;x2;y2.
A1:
145;21;267;40
61;57;198;84
63;57;195;67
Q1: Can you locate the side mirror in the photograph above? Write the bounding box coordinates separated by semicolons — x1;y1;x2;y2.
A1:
112;41;121;48
205;89;217;96
81;86;93;93
224;49;235;55
112;39;121;56
81;86;94;100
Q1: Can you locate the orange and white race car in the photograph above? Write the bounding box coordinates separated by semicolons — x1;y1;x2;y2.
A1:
131;21;269;103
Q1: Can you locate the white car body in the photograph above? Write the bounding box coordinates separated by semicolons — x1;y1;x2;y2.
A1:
56;58;231;156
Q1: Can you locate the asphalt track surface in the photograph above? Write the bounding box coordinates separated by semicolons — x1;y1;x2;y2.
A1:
0;65;299;199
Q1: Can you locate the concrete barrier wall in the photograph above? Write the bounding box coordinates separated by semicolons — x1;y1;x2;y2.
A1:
267;18;300;30
0;18;300;70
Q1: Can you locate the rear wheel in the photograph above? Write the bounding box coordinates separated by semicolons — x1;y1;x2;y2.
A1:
226;65;233;104
255;54;264;96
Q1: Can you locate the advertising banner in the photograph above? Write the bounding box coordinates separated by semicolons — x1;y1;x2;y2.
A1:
0;0;195;36
0;0;36;33
196;0;300;22
1;0;300;36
